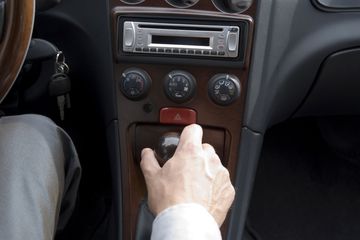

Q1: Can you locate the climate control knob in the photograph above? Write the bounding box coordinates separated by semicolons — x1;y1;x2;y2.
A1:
208;74;241;105
164;70;196;103
119;68;151;100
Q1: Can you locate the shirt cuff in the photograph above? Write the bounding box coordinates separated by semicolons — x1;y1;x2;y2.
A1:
151;203;222;240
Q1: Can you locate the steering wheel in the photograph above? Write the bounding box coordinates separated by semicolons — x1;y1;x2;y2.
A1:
0;0;35;103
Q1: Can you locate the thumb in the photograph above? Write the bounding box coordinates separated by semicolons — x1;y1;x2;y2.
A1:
140;148;161;178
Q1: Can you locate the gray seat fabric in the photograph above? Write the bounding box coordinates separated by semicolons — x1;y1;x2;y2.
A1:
0;114;81;240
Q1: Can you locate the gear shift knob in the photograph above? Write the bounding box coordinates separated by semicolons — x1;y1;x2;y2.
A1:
154;132;180;166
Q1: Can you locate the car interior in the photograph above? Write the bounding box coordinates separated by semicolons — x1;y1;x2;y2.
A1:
1;0;360;239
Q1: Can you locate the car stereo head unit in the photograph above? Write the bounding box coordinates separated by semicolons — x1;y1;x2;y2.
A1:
122;21;240;58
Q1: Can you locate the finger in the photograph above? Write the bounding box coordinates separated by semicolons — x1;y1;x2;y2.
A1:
140;148;161;177
202;143;216;155
203;143;222;165
202;143;222;179
176;124;203;152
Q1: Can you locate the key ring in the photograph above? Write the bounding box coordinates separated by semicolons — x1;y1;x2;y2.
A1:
55;51;65;64
56;62;70;74
55;51;69;74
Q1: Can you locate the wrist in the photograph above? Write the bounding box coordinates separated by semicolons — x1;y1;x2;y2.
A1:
152;203;222;240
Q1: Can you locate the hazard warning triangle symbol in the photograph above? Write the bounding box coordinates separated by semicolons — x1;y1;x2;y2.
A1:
174;113;182;121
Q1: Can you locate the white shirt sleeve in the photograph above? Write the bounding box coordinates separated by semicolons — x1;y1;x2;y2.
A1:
151;203;222;240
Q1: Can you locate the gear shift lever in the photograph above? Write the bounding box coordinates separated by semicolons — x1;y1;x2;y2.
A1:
154;132;180;166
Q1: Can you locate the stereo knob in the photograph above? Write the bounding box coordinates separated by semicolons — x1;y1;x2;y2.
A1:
120;68;151;100
208;74;241;106
164;70;196;103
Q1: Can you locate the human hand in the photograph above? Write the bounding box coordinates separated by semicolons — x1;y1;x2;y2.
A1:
140;124;235;226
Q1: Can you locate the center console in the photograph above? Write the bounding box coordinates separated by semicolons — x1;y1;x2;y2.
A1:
109;0;256;238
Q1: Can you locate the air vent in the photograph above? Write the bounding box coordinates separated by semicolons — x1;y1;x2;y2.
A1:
120;0;145;5
165;0;199;8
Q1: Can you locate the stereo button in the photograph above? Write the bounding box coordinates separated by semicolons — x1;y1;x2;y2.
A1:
124;28;134;47
228;32;238;52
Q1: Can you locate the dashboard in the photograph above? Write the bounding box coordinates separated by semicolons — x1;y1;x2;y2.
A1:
24;0;360;239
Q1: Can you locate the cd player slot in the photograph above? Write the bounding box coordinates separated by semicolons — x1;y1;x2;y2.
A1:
152;36;210;47
138;24;223;32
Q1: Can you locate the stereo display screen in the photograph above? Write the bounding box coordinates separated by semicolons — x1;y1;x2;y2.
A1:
152;35;210;46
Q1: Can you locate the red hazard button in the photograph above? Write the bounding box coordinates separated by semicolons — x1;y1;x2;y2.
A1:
160;107;197;125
